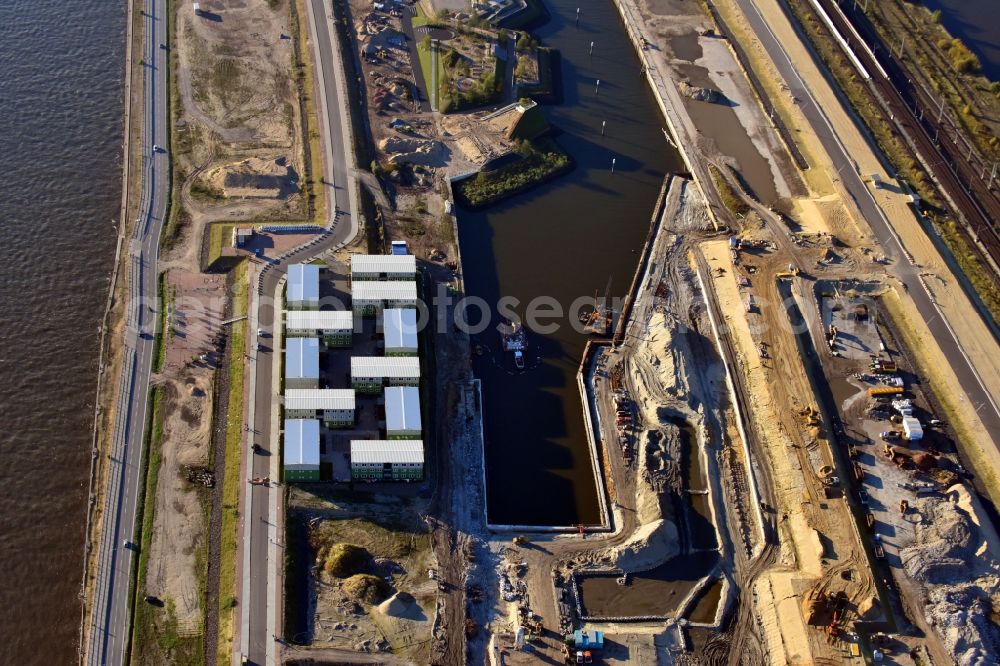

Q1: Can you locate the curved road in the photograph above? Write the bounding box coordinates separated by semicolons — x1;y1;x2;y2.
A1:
236;0;361;663
737;0;1000;446
87;0;169;664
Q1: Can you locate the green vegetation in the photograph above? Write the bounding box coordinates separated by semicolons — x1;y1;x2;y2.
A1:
153;272;169;373
454;138;572;208
189;177;225;202
216;259;248;664
785;0;1000;326
321;543;369;577
415;37;445;109
939;37;981;73
439;47;503;113
132;389;204;664
341;574;390;604
938;220;1000;318
515;47;555;99
709;165;750;218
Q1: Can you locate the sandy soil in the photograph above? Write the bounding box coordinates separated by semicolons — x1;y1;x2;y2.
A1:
174;0;309;228
702;238;879;664
724;0;1000;504
288;488;436;663
141;265;229;644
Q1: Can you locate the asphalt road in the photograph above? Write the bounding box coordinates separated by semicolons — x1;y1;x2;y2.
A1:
817;0;1000;265
237;0;360;663
736;0;1000;445
87;0;169;664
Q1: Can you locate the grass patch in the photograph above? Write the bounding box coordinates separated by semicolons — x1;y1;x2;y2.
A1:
321;543;368;577
709;165;750;218
937;220;1000;324
415;37;443;109
341;574;390;604
189;177;225;202
454;138;572;208
311;517;430;561
291;0;324;224
131;389;204;663
153;272;169;373
216;259;249;665
784;0;999;327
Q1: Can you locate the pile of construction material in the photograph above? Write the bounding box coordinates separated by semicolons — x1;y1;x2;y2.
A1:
899;484;1000;665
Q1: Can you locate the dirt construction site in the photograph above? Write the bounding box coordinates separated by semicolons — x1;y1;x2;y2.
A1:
126;0;1000;662
423;0;1000;663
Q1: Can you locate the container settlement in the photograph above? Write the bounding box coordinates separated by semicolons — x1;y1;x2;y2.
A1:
277;253;425;482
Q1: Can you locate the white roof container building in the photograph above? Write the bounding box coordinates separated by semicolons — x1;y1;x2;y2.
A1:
284;419;321;481
902;417;923;441
384;386;421;438
351;440;424;465
351;254;417;281
352;281;418;315
285;337;320;389
351;356;420;391
285;388;355;426
350;439;424;481
383;308;418;356
285;388;355;412
286;310;354;346
286;310;353;332
287;264;320;309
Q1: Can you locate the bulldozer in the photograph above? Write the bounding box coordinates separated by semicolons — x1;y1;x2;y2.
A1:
800;405;821;427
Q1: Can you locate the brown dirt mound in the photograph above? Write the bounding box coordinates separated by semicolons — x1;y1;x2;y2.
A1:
322;543;369;578
341;574;390;605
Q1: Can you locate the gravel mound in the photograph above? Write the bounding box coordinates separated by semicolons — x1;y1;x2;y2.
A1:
899;485;1000;665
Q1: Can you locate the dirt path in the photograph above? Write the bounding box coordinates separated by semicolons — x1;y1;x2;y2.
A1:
176;59;257;144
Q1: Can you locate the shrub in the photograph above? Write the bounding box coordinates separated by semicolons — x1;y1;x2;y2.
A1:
323;543;368;578
455;140;572;208
341;574;390;605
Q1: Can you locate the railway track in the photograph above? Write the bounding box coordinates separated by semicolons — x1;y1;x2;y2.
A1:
811;0;1000;272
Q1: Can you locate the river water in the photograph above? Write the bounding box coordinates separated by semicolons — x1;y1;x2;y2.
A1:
458;0;682;526
921;0;1000;81
0;0;123;661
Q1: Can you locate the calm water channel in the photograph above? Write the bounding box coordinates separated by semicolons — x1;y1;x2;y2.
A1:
0;0;123;661
458;0;682;526
921;0;1000;81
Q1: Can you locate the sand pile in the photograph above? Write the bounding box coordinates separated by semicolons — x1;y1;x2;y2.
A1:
379;136;445;166
376;591;426;621
207;156;296;198
899;485;1000;665
611;519;680;573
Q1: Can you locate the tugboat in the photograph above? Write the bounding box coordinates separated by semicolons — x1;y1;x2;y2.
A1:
584;277;613;337
500;319;528;370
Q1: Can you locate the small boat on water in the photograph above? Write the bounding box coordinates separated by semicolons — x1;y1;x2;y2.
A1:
585;277;613;337
500;319;528;370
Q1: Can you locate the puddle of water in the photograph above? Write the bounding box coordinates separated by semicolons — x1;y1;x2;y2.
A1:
577;552;718;618
674;65;779;205
676;417;705;492
688;577;723;624
689;494;718;550
670;33;702;62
